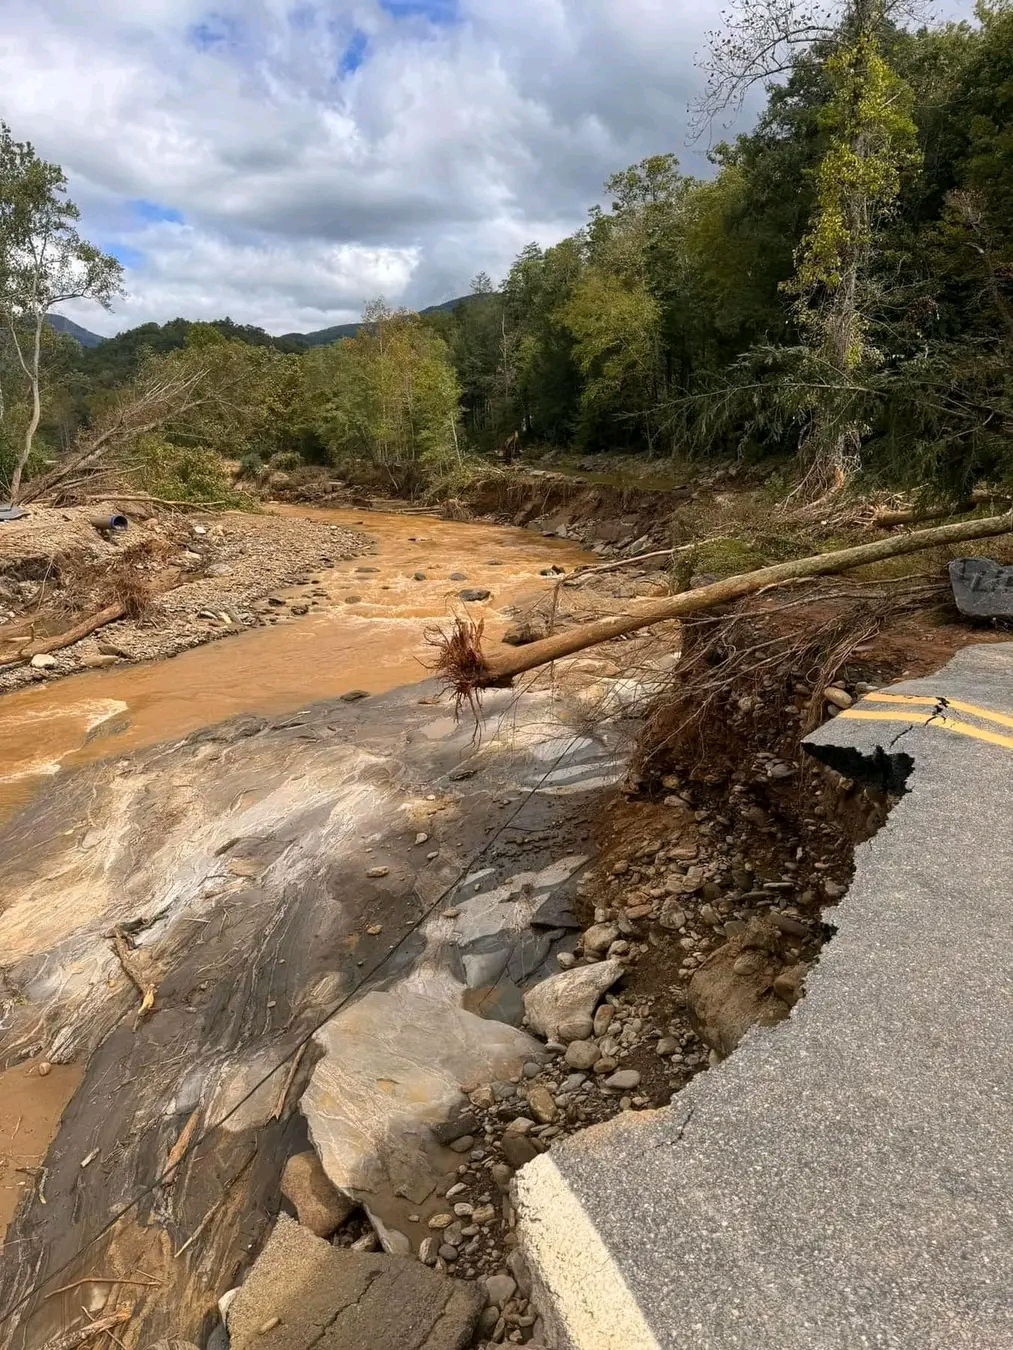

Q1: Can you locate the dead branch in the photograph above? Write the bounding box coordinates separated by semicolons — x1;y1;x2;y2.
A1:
111;928;157;1029
433;509;1013;697
0;602;126;667
271;1041;308;1121
44;1278;161;1299
564;538;731;584
21;366;208;505
82;495;231;509
38;1310;131;1350
162;1107;201;1187
0;568;184;669
873;500;975;527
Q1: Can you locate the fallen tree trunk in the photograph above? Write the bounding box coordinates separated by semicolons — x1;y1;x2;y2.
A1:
0;601;126;667
873;500;975;527
0;570;184;669
466;509;1013;690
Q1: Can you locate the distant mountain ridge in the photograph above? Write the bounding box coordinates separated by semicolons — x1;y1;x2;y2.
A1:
47;294;476;355
278;295;474;348
47;314;105;348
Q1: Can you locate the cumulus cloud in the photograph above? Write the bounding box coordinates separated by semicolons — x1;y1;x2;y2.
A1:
1;0;736;336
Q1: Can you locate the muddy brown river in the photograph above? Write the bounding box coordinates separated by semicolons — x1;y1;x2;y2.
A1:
0;507;591;815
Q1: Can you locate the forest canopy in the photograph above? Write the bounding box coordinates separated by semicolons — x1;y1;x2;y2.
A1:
1;0;1010;503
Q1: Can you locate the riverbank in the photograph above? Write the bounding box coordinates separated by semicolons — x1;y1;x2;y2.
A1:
0;505;367;695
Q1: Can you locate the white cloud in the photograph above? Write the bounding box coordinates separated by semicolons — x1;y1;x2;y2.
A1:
1;0;740;336
58;222;421;335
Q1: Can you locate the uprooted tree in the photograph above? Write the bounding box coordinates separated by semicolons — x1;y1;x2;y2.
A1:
0;121;123;502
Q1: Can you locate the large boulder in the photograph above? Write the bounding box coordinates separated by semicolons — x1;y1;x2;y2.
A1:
949;557;1013;619
227;1215;483;1350
522;960;624;1042
301;986;542;1245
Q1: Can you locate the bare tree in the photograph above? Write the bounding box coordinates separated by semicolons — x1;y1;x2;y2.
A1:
0;121;123;501
21;363;209;503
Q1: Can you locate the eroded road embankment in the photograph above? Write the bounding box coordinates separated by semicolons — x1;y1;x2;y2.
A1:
516;641;1013;1350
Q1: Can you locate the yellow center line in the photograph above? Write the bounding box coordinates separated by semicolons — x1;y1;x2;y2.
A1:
839;708;1013;752
861;692;1013;731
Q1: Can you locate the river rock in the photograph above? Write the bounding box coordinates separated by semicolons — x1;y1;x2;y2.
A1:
582;922;619;954
500;1133;539;1168
564;1040;600;1071
525;1086;557;1123
658;899;688;930
29;653;57;670
301;987;541;1226
522;960;624;1042
458;588;491;603
823;685;853;710
227;1215;483;1350
433;1113;479;1145
484;1273;517;1308
556;1014;594;1043
604;1069;640;1091
281;1150;354;1238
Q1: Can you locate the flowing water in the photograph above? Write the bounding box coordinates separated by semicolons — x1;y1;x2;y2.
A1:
0;506;592;816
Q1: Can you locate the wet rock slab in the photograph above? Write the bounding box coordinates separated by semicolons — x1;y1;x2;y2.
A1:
228;1215;482;1350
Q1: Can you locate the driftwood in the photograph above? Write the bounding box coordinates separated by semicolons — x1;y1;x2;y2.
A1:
454;509;1013;691
0;569;185;670
37;1310;131;1350
0;602;127;668
111;929;158;1029
873;500;975;527
82;495;230;510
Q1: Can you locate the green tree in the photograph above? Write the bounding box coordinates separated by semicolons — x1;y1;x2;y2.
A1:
303;301;463;492
0;121;122;499
785;24;920;494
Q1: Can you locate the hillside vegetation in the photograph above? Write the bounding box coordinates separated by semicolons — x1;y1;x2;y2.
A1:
1;0;1010;506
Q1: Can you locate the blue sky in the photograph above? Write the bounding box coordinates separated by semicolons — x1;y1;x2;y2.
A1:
0;0;973;337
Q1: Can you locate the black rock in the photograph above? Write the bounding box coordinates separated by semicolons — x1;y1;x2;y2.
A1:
458;588;491;602
340;690;370;702
949;557;1013;619
433;1112;480;1145
530;895;582;929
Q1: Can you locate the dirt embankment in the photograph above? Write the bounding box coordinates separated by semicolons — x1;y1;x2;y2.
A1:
0;507;367;694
